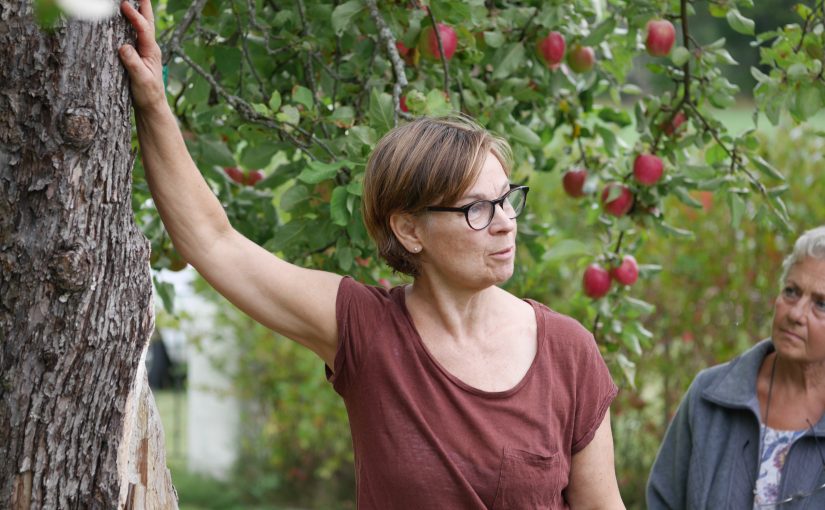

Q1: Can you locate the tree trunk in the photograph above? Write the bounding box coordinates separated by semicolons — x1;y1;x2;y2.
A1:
0;2;177;508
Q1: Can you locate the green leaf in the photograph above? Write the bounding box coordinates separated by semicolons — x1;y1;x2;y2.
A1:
728;193;746;228
369;89;395;134
265;221;306;252
199;138;236;168
483;31;505;48
541;239;590;262
330;186;350;226
492;43;526;80
276;105;300;125
673;186;704;209
616;353;636;387
331;0;364;36
597;108;632;127
297;160;350;184
424;89;453;116
580;18;616;46
269;91;282;112
750;155;785;181
657;222;695;240
336;244;354;272
510;123;542;148
623;296;656;316
705;143;729;165
726;9;755;35
240;145;278;170
280;184;309;211
794;84;822;120
328;106;355;128
153;276;176;315
671;47;691;67
292;86;314;109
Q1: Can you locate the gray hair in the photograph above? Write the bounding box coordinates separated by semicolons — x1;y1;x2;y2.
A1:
780;226;825;283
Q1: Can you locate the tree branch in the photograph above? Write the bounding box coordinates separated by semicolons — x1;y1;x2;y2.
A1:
163;0;209;65
169;45;336;161
426;9;451;98
364;0;411;124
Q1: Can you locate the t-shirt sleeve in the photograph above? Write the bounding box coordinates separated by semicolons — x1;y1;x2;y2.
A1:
569;327;619;454
326;276;392;396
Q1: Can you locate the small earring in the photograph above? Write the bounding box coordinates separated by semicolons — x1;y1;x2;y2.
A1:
413;246;421;253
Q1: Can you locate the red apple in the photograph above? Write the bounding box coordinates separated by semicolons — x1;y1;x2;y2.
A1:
583;263;612;299
562;168;588;198
662;111;686;136
646;19;676;57
601;183;634;216
355;256;371;267
422;23;458;61
378;278;392;290
245;170;265;186
396;41;410;57
633;154;664;186
567;45;595;73
611;255;639;286
537;31;566;70
400;95;409;112
224;166;245;184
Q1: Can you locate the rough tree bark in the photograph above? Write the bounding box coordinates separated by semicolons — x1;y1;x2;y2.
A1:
0;2;177;508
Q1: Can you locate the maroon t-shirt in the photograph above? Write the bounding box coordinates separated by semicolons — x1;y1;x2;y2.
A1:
327;277;618;509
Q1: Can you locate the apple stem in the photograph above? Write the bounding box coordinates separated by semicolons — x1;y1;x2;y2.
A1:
575;131;588;167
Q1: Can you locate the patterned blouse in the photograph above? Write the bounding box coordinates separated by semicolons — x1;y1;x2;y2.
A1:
753;426;807;509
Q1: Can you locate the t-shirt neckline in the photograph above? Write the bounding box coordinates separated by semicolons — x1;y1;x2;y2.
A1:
391;285;545;399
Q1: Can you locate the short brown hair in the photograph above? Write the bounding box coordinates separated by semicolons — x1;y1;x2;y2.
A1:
362;115;512;276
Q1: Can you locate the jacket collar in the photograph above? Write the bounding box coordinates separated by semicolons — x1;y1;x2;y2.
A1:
701;339;773;414
701;338;825;435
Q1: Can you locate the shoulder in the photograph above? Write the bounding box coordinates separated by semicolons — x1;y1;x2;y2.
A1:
527;299;595;347
338;276;395;308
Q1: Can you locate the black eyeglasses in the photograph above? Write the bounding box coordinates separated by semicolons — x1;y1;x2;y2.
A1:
425;185;529;230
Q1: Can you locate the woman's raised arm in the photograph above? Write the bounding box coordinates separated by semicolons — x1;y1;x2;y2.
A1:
118;0;342;366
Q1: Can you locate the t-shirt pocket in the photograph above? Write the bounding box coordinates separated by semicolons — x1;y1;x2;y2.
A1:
491;447;561;510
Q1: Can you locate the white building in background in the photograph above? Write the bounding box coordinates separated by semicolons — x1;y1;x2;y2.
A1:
152;268;240;481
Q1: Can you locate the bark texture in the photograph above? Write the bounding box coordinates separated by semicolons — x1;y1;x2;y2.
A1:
0;2;176;508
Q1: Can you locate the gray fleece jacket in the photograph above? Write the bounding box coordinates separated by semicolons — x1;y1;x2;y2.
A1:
646;339;825;510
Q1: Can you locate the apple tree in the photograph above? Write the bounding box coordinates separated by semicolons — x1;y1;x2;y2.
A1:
137;0;825;386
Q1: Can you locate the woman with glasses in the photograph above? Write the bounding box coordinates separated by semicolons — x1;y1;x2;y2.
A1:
647;226;825;509
120;1;625;507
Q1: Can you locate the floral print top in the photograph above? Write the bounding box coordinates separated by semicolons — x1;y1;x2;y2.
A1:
753;426;806;509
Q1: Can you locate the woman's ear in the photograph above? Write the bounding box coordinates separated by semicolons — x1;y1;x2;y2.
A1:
389;212;424;254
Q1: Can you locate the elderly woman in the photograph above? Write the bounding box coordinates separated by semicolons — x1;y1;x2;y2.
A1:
119;1;625;507
647;226;825;509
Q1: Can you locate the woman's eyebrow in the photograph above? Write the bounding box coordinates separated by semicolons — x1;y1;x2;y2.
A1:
459;183;510;202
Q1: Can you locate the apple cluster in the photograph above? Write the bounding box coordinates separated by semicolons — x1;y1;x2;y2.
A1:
582;255;639;299
224;166;265;187
536;31;595;74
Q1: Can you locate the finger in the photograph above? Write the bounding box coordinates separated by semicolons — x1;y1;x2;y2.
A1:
121;1;158;54
118;44;143;74
138;0;155;24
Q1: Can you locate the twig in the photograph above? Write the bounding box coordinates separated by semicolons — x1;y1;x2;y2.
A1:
296;0;330;138
364;0;409;124
163;0;209;65
234;4;268;99
426;8;451;97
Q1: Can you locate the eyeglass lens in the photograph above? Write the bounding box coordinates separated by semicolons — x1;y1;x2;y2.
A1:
467;187;526;230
